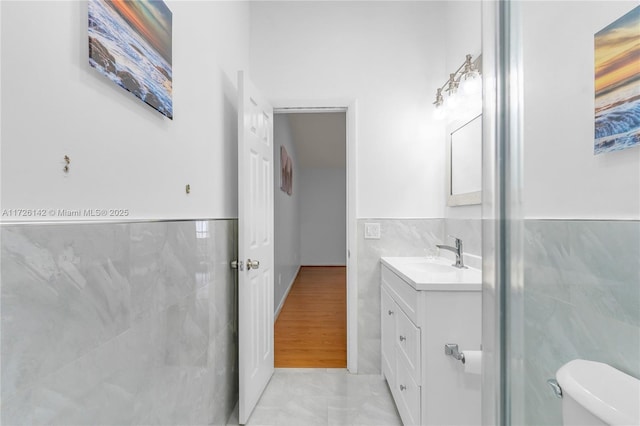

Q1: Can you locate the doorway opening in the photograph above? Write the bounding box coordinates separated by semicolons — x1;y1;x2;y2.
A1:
272;107;355;369
275;265;346;367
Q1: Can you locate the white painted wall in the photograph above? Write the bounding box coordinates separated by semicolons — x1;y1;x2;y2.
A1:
1;0;250;221
300;167;347;266
250;1;447;219
0;1;3;194
273;114;301;312
522;1;640;220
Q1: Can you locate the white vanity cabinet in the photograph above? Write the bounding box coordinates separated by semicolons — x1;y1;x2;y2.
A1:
380;257;482;426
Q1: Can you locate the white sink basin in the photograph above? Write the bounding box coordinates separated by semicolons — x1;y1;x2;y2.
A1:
380;256;482;291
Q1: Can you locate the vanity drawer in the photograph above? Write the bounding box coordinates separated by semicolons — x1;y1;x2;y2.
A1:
395;354;421;426
381;265;418;323
395;306;421;379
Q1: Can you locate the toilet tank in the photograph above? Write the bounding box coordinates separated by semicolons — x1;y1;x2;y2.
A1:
556;359;640;426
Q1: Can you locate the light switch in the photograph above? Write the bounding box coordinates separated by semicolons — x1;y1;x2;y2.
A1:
364;222;381;239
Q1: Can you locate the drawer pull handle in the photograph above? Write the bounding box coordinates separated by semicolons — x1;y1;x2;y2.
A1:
400;384;407;391
388;310;394;316
399;335;406;342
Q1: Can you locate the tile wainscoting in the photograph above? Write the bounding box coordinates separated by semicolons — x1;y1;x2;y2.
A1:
1;220;238;425
8;218;629;425
523;219;640;425
2;216;493;422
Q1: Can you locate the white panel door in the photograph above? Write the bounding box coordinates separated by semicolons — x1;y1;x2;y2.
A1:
237;71;274;425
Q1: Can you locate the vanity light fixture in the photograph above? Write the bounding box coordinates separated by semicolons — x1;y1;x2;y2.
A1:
433;54;482;120
460;56;481;95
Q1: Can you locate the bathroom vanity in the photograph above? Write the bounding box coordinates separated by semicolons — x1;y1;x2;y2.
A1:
380;257;482;426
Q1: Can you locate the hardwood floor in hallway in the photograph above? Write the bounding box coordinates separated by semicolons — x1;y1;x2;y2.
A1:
274;266;347;368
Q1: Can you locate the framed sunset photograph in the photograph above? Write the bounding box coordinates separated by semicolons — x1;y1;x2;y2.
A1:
89;0;173;119
594;6;640;154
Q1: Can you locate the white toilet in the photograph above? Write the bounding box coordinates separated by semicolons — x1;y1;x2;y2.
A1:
556;359;640;426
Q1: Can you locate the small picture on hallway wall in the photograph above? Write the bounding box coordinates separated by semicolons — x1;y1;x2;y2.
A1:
280;146;293;196
594;5;640;155
88;0;173;119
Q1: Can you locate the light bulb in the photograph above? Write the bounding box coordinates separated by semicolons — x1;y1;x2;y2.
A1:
444;92;460;112
461;72;482;96
433;105;446;121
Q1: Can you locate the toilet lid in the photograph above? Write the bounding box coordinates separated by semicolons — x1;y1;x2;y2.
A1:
556;359;640;426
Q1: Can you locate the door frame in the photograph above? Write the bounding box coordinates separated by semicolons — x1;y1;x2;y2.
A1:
273;99;358;373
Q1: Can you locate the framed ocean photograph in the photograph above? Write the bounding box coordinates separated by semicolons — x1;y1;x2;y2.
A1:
89;0;173;119
594;6;640;154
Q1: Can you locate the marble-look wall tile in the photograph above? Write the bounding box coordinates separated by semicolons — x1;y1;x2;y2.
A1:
129;221;200;321
1;220;238;426
1;224;132;399
523;291;574;425
523;220;572;300
523;220;640;426
566;221;640;329
209;220;239;426
356;218;444;374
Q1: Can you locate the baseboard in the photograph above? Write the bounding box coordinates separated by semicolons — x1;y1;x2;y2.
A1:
275;265;301;321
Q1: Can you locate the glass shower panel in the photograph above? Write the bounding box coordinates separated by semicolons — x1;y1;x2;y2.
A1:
490;1;640;425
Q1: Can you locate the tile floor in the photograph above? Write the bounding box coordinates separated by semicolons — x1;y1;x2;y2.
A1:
227;369;402;426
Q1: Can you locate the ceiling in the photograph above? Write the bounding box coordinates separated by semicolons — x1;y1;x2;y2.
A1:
284;112;346;169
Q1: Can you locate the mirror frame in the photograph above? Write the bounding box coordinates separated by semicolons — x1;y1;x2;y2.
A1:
447;113;482;206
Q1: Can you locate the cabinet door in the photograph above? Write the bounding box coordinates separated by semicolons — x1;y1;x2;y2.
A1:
381;286;396;386
396;305;422;379
396;354;421;426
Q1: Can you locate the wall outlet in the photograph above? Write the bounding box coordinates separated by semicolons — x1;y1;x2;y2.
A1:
364;222;381;239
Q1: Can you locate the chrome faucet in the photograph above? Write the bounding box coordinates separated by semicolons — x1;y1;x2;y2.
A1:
436;235;466;269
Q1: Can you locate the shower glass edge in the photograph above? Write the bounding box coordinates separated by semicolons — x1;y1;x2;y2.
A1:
481;0;525;425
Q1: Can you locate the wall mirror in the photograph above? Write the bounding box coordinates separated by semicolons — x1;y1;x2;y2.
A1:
447;114;482;206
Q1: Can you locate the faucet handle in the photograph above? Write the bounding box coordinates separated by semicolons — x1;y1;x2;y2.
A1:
447;235;464;251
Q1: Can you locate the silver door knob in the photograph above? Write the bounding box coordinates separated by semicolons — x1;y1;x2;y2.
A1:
247;259;260;270
399;335;406;342
388;310;394;316
230;260;244;270
400;384;406;391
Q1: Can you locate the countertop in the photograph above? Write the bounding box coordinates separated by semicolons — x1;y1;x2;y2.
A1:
380;256;482;291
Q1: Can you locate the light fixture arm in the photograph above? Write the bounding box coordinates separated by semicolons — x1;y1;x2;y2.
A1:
433;53;482;110
433;88;444;107
435;57;468;97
